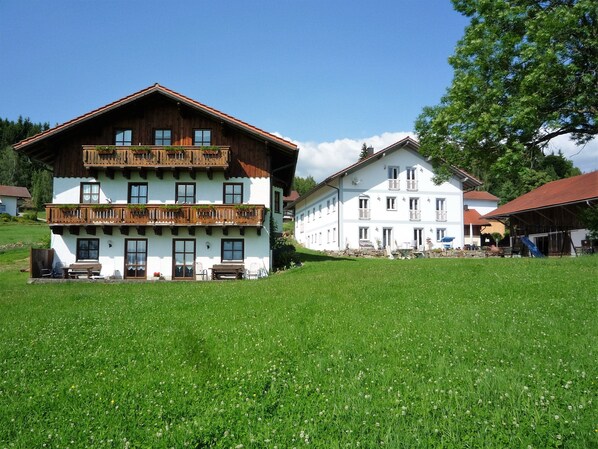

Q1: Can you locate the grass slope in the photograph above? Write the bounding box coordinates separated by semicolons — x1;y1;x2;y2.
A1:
0;252;596;448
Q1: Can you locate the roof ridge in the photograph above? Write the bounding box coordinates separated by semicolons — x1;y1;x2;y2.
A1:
14;84;297;151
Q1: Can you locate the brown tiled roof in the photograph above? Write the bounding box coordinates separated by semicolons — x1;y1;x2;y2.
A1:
283;190;300;202
0;185;31;198
485;171;598;219
14;83;297;152
464;208;491;226
464;190;499;201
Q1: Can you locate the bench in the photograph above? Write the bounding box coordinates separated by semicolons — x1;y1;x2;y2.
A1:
63;262;102;279
211;264;244;280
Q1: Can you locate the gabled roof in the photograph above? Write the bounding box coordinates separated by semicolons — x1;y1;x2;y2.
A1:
283;190;300;203
289;137;482;206
485;171;598;219
464;190;499;202
13;83;298;164
464;208;491;226
0;185;31;198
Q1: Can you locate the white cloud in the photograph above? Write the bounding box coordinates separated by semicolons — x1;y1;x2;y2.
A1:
545;134;598;174
275;131;598;183
282;131;416;182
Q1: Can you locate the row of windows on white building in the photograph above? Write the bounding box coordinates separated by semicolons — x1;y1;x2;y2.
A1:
305;226;448;248
299;195;448;232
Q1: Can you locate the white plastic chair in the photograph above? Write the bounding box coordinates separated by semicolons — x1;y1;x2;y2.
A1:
196;262;208;281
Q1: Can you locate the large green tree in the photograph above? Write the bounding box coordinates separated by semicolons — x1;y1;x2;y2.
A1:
292;175;317;197
0;117;51;209
415;0;596;198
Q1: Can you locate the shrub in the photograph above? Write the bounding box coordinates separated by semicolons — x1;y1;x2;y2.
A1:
272;236;301;271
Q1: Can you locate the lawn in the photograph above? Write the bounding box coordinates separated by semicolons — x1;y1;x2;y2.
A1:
0;220;50;249
0;245;596;448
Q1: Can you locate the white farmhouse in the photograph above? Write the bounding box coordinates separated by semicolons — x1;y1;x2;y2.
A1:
291;137;481;252
14;84;298;280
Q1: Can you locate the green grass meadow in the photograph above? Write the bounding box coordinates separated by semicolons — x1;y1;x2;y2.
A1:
0;225;596;448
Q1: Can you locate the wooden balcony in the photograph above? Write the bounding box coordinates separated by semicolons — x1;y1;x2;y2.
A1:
46;204;266;228
82;146;230;178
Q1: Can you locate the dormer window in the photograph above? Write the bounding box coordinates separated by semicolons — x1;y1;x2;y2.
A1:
193;129;212;146
115;129;132;146
154;129;171;146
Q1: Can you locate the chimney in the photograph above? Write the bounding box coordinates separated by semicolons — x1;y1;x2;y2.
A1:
367;146;374;156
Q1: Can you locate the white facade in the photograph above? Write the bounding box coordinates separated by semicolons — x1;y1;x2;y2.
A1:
0;195;18;216
51;172;280;279
294;139;478;251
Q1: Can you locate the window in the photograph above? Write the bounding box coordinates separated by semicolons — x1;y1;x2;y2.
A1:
319;232;322;245
222;239;244;262
128;183;148;204
76;238;99;260
125;239;147;279
327;199;330;214
307;210;310;222
173;239;195;279
327;229;330;243
318;204;322;218
332;198;336;212
382;228;393;249
176;183;196;204
406;167;418;191
409;197;420;221
359;226;369;240
332;227;336;242
413;228;424;249
193;129;212;146
436;228;446;241
388;166;400;190
359;196;370;220
80;182;100;204
274;190;281;214
115;129;132;146
154;129;171;146
386;196;397;211
436;198;447;221
223;183;243;204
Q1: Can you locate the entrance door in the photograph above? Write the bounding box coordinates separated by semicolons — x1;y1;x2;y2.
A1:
173;239;195;279
382;227;393;250
413;228;423;250
125;239;147;279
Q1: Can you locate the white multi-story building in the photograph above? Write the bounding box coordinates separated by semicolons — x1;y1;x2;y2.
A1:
291;137;481;251
14;84;298;279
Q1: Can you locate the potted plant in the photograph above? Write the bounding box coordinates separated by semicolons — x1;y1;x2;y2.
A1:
131;146;152;156
193;204;215;218
164;146;186;157
95;145;116;155
90;204;113;210
201;146;221;157
235;204;255;219
127;204;148;217
58;204;79;217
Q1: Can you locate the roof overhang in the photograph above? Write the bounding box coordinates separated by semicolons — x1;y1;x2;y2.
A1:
13;84;298;167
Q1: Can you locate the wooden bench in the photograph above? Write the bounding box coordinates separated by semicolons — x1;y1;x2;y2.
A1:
63;262;102;279
211;264;244;280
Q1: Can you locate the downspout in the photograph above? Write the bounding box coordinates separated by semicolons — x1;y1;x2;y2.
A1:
325;181;340;249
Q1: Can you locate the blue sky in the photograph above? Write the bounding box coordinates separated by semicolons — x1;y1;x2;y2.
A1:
1;0;596;180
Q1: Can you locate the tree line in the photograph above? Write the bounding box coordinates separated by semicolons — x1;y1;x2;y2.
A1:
0;117;52;210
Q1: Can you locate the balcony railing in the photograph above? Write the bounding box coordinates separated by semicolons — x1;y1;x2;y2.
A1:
46;204;265;227
436;210;447;222
406;180;418;191
359;208;371;220
388;179;400;190
409;210;421;221
83;146;230;170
